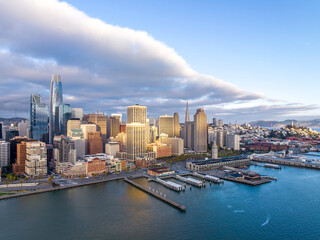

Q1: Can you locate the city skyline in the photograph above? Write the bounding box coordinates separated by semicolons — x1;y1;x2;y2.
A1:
0;0;319;122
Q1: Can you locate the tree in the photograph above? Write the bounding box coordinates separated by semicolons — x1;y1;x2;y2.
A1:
20;179;23;187
37;175;42;184
48;176;54;184
80;175;84;180
5;178;9;189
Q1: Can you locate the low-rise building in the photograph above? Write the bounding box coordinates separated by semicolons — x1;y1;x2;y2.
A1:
147;167;175;176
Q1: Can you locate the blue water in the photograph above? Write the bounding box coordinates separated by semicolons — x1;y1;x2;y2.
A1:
0;166;320;240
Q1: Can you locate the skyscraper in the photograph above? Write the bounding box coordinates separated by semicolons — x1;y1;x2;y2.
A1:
126;105;147;162
25;141;47;176
159;115;174;138
49;75;63;144
126;123;146;161
194;108;208;152
185;101;190;123
0;140;10;167
84;113;107;144
71;108;84;122
107;116;120;138
59;104;71;135
173;112;180;137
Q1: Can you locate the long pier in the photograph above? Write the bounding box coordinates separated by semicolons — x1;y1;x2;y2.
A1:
0;176;125;201
149;178;184;192
253;156;320;169
192;172;223;183
124;178;186;211
174;175;205;187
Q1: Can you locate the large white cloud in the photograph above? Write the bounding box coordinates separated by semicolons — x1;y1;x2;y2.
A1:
0;0;317;121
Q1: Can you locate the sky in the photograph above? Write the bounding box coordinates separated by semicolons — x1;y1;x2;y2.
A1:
0;0;319;123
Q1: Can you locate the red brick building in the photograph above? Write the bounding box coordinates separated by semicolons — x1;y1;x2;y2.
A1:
86;157;106;176
88;132;103;154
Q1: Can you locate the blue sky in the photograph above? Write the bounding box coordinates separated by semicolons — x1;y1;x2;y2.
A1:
0;0;319;122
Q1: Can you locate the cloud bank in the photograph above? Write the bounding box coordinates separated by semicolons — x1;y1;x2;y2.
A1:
0;0;317;122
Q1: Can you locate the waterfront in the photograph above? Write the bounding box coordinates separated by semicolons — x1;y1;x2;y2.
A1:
1;166;320;240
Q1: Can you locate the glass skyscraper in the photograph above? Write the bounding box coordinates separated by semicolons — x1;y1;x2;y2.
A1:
59;104;71;135
49;74;63;143
30;94;48;142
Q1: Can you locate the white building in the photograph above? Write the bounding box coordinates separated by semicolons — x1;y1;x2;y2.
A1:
25;141;47;176
105;142;120;157
0;141;10;167
18;120;29;138
227;134;240;150
161;137;184;156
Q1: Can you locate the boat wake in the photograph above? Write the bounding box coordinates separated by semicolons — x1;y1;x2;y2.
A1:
261;215;270;227
233;210;245;213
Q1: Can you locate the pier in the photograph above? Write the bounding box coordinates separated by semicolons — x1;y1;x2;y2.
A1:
124;178;186;211
149;178;184;192
192;172;223;183
174;175;205;187
253;156;320;169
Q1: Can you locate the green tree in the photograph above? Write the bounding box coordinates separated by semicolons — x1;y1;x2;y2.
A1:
37;175;42;184
19;179;23;187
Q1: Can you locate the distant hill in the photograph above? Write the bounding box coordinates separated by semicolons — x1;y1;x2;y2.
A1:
0;117;27;126
249;119;320;128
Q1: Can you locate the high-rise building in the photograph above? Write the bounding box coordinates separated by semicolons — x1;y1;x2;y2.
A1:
53;136;76;165
59;104;71;135
159;115;174;138
81;124;97;139
126;123;146;161
120;122;126;133
25;141;47;176
5;130;19;142
173;112;180;137
88;132;103;154
111;113;122;123
212;118;217;127
0;123;2;139
185;101;190;123
0;141;10;167
67;119;81;136
127;104;147;125
71;108;84;122
162;137;184;156
107;116;120;138
194;108;208;152
18;120;29;138
73;138;86;159
30;94;48;142
9;137;34;165
184;121;194;150
218;119;223;128
227;134;240;150
84;113;107;144
49;75;63;143
217;129;224;148
13;141;36;175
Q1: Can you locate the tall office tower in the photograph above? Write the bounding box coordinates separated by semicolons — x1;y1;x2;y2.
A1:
146;118;150;144
53;136;76;164
71;108;84;122
150;125;158;143
184;121;194;150
173;112;180;137
73;139;86;159
108;116;120;138
5;130;19;142
88;132;103;154
127;104;147;125
126;123;146;161
18;121;28;137
159;115;174;137
30;94;48;142
25;141;47;176
217;129;224;148
0;141;10;167
148;117;156;126
212;142;218;159
212;118;217;127
185;101;190;123
67;119;81;137
81;124;97;139
223;129;229;146
84;113;107;144
0;123;2;139
227;134;240;150
111;113;122;123
194;108;208;152
218;119;223;128
49;75;63;144
59;104;71;135
208;127;217;144
120;122;126;133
